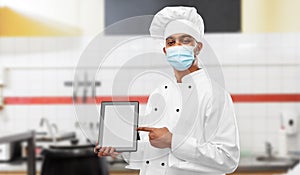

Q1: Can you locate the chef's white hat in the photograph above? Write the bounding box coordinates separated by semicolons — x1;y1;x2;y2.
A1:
149;6;205;42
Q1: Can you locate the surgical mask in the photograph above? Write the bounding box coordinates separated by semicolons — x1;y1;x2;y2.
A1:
166;45;195;71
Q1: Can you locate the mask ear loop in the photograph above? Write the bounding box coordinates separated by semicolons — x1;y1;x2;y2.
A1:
193;41;203;68
195;43;204;69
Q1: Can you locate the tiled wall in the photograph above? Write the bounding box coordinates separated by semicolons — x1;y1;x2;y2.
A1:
0;33;299;155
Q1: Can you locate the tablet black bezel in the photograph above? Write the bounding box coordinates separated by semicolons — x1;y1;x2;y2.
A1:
98;101;139;152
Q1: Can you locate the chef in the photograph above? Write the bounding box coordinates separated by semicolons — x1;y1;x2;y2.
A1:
94;6;240;175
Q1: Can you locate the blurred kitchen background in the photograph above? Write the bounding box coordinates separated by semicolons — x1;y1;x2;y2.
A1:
1;0;300;175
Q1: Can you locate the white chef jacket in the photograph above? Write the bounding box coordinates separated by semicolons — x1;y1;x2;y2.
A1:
122;69;240;175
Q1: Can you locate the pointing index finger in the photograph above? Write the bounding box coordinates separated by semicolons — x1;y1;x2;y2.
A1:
137;127;154;132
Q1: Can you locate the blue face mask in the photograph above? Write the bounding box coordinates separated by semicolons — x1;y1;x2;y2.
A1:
166;46;195;71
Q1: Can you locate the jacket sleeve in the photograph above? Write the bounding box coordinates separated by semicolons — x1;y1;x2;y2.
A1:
170;92;240;174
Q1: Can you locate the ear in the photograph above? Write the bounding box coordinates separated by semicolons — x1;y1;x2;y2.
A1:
163;47;166;55
195;42;203;55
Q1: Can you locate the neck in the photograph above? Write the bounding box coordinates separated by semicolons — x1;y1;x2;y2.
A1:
174;65;200;83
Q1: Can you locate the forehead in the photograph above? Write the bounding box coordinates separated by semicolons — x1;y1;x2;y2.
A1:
166;33;193;40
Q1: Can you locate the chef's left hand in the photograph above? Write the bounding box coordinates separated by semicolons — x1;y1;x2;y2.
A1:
137;127;172;148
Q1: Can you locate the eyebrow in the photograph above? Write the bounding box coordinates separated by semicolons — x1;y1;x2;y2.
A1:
165;34;193;40
180;34;193;38
166;36;174;40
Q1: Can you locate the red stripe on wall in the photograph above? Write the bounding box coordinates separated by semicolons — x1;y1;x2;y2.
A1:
4;96;149;105
232;94;300;103
3;94;300;105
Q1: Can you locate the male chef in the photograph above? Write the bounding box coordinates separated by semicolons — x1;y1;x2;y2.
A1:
95;6;240;175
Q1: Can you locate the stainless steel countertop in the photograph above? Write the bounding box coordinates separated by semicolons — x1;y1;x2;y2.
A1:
235;156;299;173
0;131;35;144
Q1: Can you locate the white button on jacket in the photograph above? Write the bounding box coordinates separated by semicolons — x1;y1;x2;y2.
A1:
123;69;240;175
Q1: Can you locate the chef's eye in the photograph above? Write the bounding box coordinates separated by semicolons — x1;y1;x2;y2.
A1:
181;38;193;44
166;40;175;46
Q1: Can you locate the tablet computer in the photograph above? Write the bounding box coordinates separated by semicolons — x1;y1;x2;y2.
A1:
98;101;139;152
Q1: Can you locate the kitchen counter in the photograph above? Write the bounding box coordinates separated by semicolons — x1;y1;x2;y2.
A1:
0;131;34;143
0;156;298;174
234;156;299;173
0;159;136;173
0;131;36;175
1;131;298;174
0;159;41;172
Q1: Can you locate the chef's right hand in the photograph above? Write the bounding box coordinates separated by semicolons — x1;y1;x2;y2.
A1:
94;145;119;159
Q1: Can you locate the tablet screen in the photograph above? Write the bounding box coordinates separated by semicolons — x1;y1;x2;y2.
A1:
99;101;139;152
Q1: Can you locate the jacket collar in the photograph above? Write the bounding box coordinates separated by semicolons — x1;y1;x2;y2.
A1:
181;68;205;83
